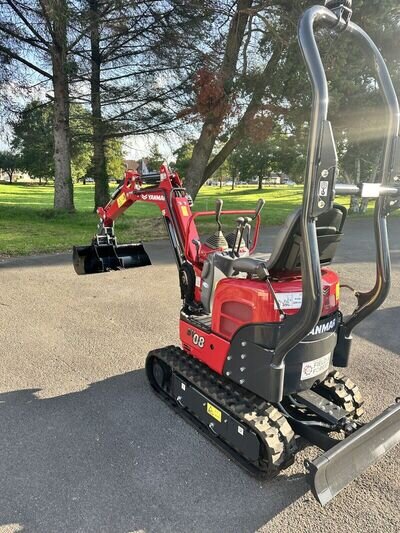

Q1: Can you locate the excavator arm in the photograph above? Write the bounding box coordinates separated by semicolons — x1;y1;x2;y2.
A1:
73;165;199;274
74;164;265;276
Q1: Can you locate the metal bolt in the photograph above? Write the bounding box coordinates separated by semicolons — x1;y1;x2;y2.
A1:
227;355;232;361
241;353;247;360
318;200;325;209
239;379;245;385
240;367;246;372
226;371;231;376
241;341;247;347
321;169;329;178
177;396;184;407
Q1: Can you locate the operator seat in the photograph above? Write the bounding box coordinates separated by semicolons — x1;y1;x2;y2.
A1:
265;204;346;272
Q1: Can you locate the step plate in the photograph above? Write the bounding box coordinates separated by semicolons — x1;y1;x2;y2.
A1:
308;401;400;505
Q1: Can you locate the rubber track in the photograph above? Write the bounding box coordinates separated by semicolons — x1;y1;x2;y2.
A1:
314;370;364;419
146;345;296;477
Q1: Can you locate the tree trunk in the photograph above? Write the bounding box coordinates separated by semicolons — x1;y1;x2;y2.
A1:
186;124;219;197
258;174;263;190
184;0;252;199
50;0;74;211
8;172;12;183
89;0;109;210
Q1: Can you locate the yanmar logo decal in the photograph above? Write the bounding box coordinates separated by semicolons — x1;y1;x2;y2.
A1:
310;318;336;336
140;193;164;201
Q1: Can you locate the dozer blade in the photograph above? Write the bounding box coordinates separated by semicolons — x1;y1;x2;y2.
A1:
73;243;151;275
307;401;400;506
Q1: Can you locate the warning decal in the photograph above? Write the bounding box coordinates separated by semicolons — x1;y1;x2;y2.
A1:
274;292;302;310
206;402;222;423
117;193;126;208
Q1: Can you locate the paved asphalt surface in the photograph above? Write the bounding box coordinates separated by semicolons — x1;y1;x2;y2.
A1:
0;218;399;533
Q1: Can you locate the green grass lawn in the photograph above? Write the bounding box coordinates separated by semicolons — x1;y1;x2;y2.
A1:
0;181;358;256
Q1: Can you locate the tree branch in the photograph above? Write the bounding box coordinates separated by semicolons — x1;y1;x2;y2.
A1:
4;0;49;47
0;23;49;52
0;44;52;79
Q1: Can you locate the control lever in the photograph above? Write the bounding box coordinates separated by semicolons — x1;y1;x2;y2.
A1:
253;198;265;219
231;217;245;257
243;216;252;250
215;199;223;231
192;239;201;262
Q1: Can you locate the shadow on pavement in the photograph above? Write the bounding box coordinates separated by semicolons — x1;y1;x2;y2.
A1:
0;370;306;533
353;306;400;356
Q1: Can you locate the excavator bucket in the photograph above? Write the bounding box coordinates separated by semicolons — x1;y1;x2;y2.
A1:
73;242;151;275
307;401;400;506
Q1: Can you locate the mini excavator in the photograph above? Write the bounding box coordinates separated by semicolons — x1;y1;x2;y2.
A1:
73;1;400;505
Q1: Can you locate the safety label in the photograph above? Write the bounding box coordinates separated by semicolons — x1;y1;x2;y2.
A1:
301;353;331;381
274;292;302;310
319;180;329;197
206;402;222;423
117;192;126;207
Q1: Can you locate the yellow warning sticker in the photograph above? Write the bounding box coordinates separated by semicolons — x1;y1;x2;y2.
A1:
181;205;189;217
206;402;222;422
336;283;340;301
117;192;126;208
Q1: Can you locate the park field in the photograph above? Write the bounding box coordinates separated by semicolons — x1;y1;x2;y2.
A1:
0;181;357;256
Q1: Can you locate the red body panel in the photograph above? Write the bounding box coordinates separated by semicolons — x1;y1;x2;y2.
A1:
179;320;230;374
182;268;339;374
211;268;339;341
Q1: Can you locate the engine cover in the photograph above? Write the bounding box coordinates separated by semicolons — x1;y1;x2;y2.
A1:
212;268;339;340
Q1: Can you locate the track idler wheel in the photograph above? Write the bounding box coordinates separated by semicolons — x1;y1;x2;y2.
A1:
244;406;296;475
314;370;364;419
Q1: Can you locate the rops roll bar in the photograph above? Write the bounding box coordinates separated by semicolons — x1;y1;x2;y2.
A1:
267;2;400;402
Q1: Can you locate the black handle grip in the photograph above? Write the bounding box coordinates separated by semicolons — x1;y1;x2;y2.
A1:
254;198;265;218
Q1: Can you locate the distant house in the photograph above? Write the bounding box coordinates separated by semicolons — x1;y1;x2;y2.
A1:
123;159;151;174
124;159;139;171
266;174;281;185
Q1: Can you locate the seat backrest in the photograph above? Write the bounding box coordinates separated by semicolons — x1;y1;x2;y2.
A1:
266;205;347;272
